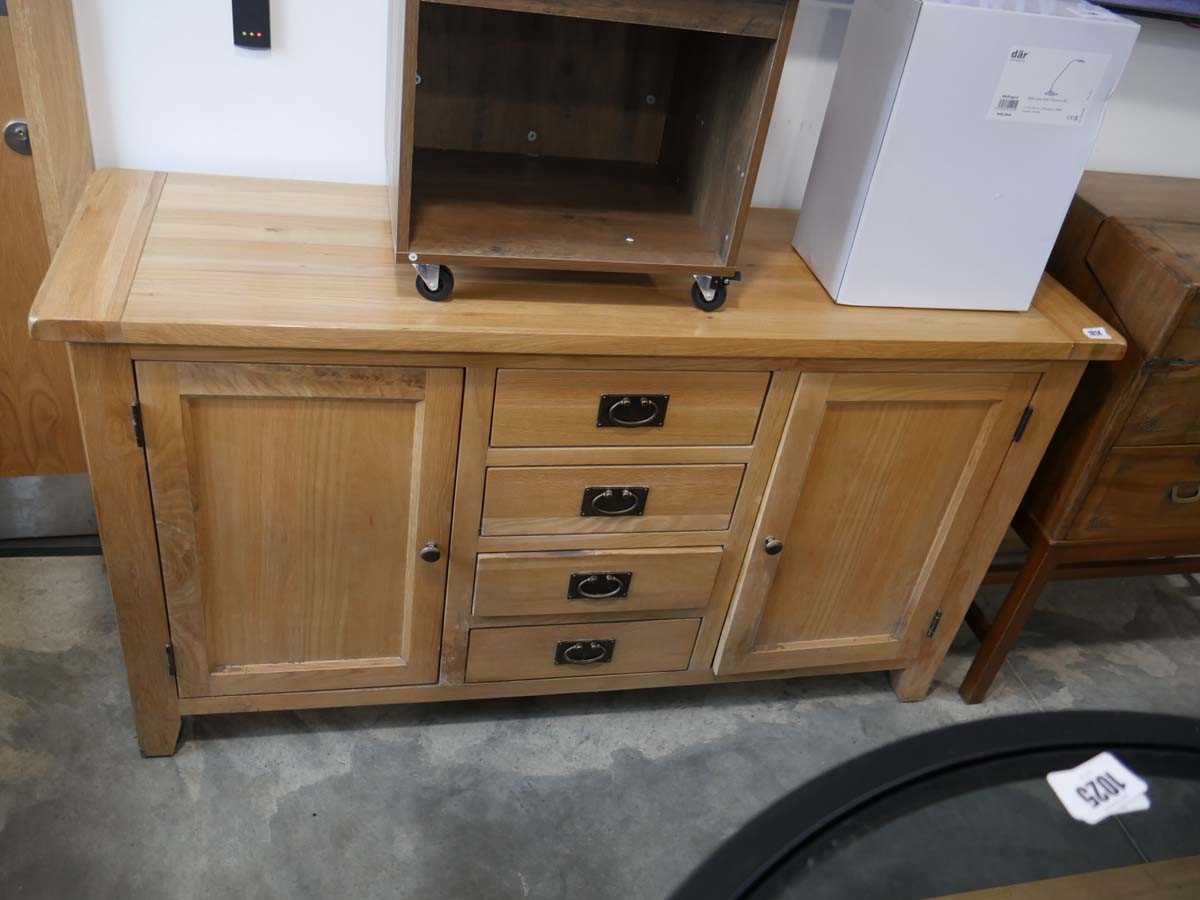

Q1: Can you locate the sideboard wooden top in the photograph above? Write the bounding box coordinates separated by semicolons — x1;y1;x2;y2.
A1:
29;169;1124;361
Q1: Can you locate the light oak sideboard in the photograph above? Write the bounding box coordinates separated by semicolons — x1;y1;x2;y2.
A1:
30;170;1124;756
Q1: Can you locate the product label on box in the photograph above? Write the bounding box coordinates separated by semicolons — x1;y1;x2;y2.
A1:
988;47;1111;127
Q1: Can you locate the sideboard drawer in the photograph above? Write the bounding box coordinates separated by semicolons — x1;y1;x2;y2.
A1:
1069;446;1200;541
473;546;723;617
491;369;770;447
465;618;700;683
481;464;744;535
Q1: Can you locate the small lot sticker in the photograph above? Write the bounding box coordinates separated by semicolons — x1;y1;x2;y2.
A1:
1046;751;1150;825
1084;326;1112;339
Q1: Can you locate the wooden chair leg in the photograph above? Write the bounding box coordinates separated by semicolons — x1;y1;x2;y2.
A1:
964;602;991;641
959;537;1059;704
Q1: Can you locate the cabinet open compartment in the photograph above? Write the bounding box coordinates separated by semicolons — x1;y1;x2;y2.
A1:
386;0;798;308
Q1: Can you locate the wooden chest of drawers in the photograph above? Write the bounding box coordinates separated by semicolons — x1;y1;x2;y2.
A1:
1032;175;1200;541
962;172;1200;702
30;169;1121;755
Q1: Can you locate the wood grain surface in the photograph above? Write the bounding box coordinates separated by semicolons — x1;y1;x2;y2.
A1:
716;371;1038;675
490;368;769;447
135;361;462;697
464;617;700;682
481;463;744;535
933;855;1200;900
30;171;1125;363
415;6;679;163
409;149;730;272
895;360;1086;700
1078;170;1200;225
1068;445;1200;542
421;0;789;38
473;546;723;617
29;168;164;342
0;15;84;474
66;344;180;755
7;0;93;252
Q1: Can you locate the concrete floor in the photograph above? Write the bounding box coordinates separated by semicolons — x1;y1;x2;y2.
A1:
2;555;1200;899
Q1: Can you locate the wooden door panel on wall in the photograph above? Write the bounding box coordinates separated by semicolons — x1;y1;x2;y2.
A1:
715;370;1039;675
0;10;85;475
135;362;463;697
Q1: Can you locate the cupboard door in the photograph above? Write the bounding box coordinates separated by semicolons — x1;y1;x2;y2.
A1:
135;362;463;697
715;371;1038;675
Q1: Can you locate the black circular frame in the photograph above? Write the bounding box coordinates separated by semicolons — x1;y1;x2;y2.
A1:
669;711;1200;900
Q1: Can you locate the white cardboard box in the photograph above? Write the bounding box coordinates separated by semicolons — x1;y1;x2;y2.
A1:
793;0;1139;311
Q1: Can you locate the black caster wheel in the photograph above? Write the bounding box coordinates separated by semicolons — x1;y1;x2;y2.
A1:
416;265;455;302
691;280;727;312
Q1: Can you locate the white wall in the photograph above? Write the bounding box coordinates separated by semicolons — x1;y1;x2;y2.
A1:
72;0;1200;205
1082;13;1200;179
72;0;389;184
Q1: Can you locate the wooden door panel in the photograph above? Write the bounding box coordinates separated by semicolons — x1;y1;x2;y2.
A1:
715;371;1038;675
754;396;993;645
0;13;85;475
136;361;463;697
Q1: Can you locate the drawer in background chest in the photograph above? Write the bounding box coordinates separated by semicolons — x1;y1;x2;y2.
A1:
491;369;770;447
1119;367;1200;446
1069;446;1200;541
473;547;724;618
481;464;744;535
465;618;701;683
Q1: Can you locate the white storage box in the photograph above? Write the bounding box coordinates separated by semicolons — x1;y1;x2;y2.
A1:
793;0;1139;311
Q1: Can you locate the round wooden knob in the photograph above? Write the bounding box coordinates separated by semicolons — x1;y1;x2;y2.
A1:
763;537;784;556
419;542;442;563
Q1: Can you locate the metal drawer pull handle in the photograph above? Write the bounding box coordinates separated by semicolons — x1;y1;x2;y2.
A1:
582;486;649;517
1169;483;1200;504
562;643;608;664
576;575;624;599
608;396;660;427
593;489;639;515
569;572;632;600
597;393;669;428
555;639;616;666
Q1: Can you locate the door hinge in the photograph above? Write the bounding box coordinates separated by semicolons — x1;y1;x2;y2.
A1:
1012;406;1034;443
131;402;145;447
165;644;177;677
925;610;944;639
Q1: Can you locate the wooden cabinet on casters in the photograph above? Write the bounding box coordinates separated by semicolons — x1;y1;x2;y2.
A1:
387;0;800;309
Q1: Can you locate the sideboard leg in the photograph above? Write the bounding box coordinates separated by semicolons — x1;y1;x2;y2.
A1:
891;361;1085;702
68;344;182;757
138;716;184;758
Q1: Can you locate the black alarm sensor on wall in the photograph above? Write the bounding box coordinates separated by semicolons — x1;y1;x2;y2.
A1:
233;0;271;49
